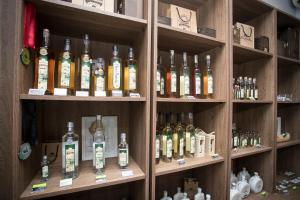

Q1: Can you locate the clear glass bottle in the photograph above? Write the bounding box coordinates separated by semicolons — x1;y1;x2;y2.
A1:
124;48;138;96
62;122;79;179
79;34;92;94
244;77;248;99
253;78;258;100
173;113;184;160
193;55;202;98
118;133;129;169
194;187;205;200
203;55;213;98
93;58;106;96
108;45;123;96
168;50;177;97
34;29;55;94
57;38;75;95
93;115;105;175
182;193;190;200
239;76;244;100
155;113;161;164
157;56;165;97
232;123;239;149
180;52;191;97
173;187;184;200
233;78;236;99
247;77;252;100
162;113;173;162
41;155;49;182
185;112;195;158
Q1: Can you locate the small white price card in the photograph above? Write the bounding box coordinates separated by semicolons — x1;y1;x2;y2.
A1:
60;178;72;187
54;88;67;96
121;170;134;177
94;91;107;97
112;90;123;97
28;88;45;95
96;174;107;183
129;93;140;98
76;91;89;97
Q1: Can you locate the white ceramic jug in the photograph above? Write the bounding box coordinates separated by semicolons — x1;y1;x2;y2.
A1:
249;172;263;193
230;183;242;200
237;176;250;198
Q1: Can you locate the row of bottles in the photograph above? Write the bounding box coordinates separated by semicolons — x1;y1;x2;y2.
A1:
161;187;211;200
230;168;264;200
232;124;261;149
157;51;213;99
40;116;129;181
34;29;138;97
233;76;258;100
156;112;216;164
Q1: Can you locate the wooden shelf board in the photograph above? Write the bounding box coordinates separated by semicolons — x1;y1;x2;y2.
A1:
231;146;273;159
157;97;226;103
155;155;224;176
278;55;300;65
277;140;300;149
157;23;225;53
277;101;300;104
233;43;273;64
20;94;146;102
20;157;145;200
28;0;147;43
232;100;273;104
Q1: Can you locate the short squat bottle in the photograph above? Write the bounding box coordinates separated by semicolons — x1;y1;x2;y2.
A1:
93;115;106;175
62;122;79;179
118;133;129;169
41;155;49;182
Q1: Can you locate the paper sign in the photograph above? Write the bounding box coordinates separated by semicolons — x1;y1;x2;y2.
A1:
54;88;67;96
121;170;134;177
76;91;89;97
60;178;72;187
28;88;45;95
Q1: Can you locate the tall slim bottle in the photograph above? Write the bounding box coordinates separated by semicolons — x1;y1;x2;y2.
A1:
193;55;201;98
180;52;191;97
167;50;177;97
162;113;173;162
173;113;184;159
118;133;129;169
155;113;161;164
34;29;55;94
57;38;75;95
62;122;79;179
124;48;138;96
108;45;123;96
93;115;105;175
157;56;165;97
79;34;92;94
92;58;106;96
185;113;195;158
203;55;213;98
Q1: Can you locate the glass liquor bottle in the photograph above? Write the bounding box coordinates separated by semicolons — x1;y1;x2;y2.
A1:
236;77;241;99
108;45;123;96
193;55;201;98
239;76;244;100
233;78;236;99
243;77;248;99
185;112;195;158
240;132;248;148
232;123;239;149
118;133;129;169
41;155;49;182
246;77;252;100
79;34;92;94
159;112;165;158
62;122;79;179
124;48;138;96
167;50;177;97
34;29;55;94
93;115;105;174
203;55;213;98
162;113;173;162
253;78;258;100
155;113;161;164
180;52;190;97
93;58;106;96
57;38;75;95
173;113;184;159
157;56;165;97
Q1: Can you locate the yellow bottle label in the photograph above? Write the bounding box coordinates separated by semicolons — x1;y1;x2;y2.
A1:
162;135;167;156
173;133;178;154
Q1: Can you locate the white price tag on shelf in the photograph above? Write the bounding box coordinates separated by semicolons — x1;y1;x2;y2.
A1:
60;178;72;187
28;88;46;95
54;88;67;96
129;93;141;98
121;170;134;177
94;91;107;97
76;91;89;97
96;174;107;183
112;90;123;97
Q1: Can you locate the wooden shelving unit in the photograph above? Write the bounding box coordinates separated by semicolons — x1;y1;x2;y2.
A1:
2;0;300;199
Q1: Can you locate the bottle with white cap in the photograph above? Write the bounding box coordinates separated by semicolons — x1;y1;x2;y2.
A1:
118;133;129;169
62;121;79;179
194;187;205;200
173;187;184;200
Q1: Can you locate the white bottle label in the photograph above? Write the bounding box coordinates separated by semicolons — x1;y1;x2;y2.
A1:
38;58;48;90
179;138;184;156
119;148;128;167
42;166;48;178
96;76;105;92
234;136;238;147
208;75;213;94
61;61;71;87
156;71;161;92
167;139;172;158
156;138;160;159
240;88;245;99
93;143;104;169
81;64;90;89
190;135;195;153
113;61;121;89
171;71;177;93
255;89;258;99
128;66;136;90
63;141;78;173
195;74;201;95
184;75;190;95
160;77;165;95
